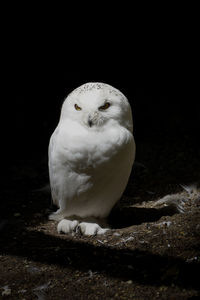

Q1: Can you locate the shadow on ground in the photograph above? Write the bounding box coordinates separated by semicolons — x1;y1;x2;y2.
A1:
108;204;182;229
0;177;199;292
0;136;200;298
0;217;199;290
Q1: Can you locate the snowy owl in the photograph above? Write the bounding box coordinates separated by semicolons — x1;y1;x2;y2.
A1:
48;82;136;235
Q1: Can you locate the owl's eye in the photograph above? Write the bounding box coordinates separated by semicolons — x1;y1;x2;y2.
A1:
74;104;82;111
99;102;110;110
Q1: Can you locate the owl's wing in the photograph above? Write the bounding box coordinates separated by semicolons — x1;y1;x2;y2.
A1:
48;128;59;207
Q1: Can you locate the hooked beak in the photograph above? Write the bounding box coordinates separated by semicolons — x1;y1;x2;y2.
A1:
88;117;93;127
86;112;99;128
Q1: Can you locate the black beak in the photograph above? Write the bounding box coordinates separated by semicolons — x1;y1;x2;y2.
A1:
88;119;93;127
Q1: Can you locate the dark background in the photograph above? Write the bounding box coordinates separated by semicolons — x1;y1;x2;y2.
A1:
4;61;199;163
2;6;199;177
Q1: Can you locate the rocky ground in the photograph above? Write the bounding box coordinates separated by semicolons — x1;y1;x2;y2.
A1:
0;136;200;299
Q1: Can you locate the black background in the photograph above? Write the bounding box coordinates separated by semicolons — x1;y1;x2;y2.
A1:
2;7;199;172
4;59;199;163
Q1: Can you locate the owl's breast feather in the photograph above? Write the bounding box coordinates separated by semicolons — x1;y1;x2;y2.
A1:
55;121;134;171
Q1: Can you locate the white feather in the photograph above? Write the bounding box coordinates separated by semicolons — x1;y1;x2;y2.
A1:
48;82;135;235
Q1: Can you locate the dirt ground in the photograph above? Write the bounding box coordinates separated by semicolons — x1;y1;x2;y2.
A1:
0;135;200;299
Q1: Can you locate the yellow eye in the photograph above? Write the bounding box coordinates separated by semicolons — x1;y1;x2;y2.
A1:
74;104;82;111
99;102;110;110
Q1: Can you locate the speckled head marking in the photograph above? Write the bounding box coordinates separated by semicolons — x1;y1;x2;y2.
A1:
77;82;105;93
69;82;125;101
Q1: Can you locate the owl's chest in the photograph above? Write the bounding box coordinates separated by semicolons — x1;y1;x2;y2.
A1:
56;125;132;171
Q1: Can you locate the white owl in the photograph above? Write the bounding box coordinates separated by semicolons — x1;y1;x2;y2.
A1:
48;82;136;235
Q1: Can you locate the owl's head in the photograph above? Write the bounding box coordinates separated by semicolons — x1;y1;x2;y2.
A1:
60;82;133;132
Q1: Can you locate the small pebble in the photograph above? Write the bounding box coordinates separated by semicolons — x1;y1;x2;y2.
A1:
18;289;27;294
113;232;121;236
125;280;133;284
196;224;200;230
2;286;11;296
14;213;21;217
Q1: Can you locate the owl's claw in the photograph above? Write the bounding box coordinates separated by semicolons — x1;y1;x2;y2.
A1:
78;222;108;236
57;219;108;236
57;219;79;234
